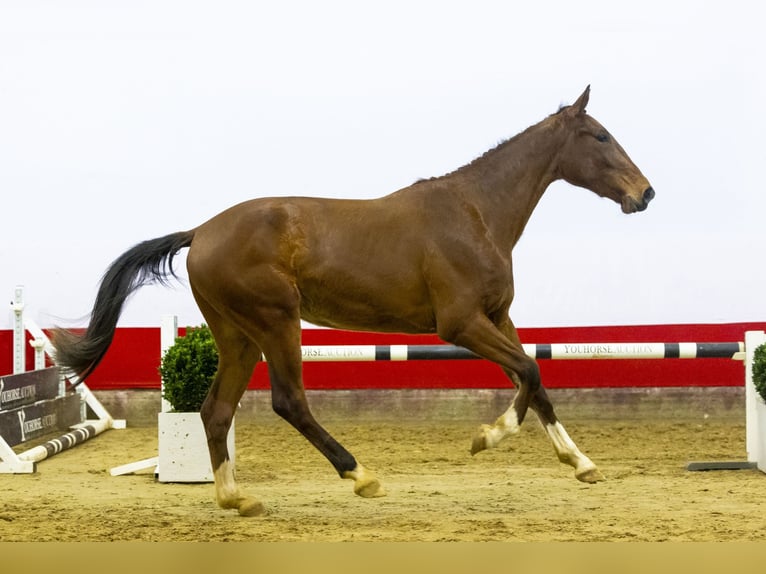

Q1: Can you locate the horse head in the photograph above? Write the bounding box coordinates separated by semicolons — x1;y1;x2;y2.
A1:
554;86;654;214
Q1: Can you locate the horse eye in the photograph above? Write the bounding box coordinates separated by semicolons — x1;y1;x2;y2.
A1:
596;133;610;143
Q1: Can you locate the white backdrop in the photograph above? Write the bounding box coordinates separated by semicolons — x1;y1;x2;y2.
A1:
2;1;764;329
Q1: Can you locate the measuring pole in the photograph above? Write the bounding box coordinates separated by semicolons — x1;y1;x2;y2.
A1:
12;286;25;374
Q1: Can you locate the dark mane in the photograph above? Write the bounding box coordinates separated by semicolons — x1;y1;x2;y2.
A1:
413;100;578;186
413;117;553;185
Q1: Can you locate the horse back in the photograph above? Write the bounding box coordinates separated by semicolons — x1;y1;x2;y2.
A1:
188;189;512;333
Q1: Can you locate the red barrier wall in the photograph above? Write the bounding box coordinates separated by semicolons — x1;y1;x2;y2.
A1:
3;323;765;390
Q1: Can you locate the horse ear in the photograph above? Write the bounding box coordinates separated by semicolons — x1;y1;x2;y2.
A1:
570;85;590;115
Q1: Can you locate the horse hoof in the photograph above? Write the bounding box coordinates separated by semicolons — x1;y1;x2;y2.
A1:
238;498;266;517
576;467;606;483
470;424;493;455
355;477;387;498
470;435;487;455
343;465;386;498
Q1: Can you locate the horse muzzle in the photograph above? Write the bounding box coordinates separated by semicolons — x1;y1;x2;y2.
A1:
622;186;655;214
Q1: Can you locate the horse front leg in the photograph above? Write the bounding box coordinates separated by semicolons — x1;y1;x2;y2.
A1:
468;356;537;455
459;315;605;483
530;386;605;483
438;313;537;454
270;369;386;498
478;392;604;483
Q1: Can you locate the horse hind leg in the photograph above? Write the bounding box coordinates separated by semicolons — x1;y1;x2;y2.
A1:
204;361;266;516
261;321;385;499
195;303;266;516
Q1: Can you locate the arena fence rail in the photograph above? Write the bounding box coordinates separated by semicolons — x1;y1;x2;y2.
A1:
110;316;765;477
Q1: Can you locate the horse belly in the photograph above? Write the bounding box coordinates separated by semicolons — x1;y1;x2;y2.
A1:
297;275;436;334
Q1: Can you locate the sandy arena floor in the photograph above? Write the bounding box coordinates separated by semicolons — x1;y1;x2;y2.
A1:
1;405;764;542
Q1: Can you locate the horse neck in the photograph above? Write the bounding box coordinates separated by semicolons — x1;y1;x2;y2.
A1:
459;118;565;249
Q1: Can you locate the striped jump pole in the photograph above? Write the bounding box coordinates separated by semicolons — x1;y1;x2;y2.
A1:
295;342;745;362
15;418;111;466
296;339;760;473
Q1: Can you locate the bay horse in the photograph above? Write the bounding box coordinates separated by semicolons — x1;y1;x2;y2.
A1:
53;86;654;516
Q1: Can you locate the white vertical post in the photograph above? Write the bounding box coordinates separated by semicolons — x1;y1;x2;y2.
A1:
744;330;765;468
31;338;46;371
12;286;25;374
160;315;178;413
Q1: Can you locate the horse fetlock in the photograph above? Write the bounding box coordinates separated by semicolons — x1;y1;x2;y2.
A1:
470;424;490;455
342;465;386;498
470;422;509;455
213;460;265;515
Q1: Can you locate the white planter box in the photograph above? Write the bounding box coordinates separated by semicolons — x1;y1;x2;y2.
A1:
755;396;766;473
157;412;235;483
745;331;766;473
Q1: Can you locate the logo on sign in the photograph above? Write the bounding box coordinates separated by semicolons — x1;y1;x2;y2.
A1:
561;344;655;355
17;409;56;443
0;379;37;409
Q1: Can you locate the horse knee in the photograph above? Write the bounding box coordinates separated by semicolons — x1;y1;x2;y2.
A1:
516;357;541;393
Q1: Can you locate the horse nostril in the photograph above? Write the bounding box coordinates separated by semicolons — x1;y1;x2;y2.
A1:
643;187;655;203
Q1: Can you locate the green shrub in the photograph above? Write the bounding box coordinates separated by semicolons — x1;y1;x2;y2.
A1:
159;324;219;412
753;343;766;403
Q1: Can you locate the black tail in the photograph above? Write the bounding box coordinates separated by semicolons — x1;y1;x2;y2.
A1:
53;230;195;383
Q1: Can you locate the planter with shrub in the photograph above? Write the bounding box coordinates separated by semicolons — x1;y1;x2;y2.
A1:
157;324;235;483
753;342;766;404
748;331;766;473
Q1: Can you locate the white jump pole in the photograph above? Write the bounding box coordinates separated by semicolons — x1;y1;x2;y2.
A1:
160;314;178;414
110;314;177;476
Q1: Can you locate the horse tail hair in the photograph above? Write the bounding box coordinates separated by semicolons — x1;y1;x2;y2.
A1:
52;230;196;384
